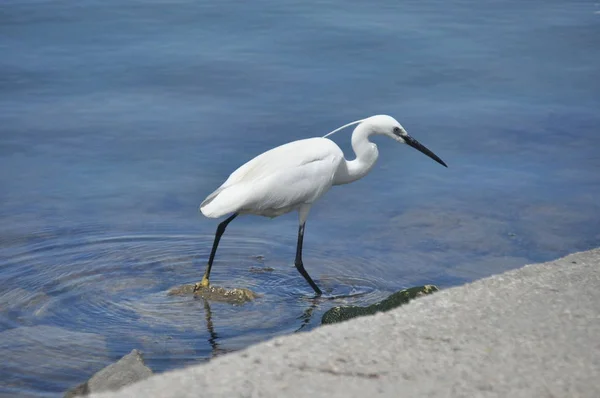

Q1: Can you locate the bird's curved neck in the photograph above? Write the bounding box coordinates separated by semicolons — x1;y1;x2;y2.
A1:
333;123;378;185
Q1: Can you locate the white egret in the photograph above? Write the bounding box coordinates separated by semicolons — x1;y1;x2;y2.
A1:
196;114;447;295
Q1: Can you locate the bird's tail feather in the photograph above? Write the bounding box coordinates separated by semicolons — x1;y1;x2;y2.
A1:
199;185;242;218
200;186;223;208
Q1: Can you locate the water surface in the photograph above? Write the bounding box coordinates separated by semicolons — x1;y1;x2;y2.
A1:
1;0;599;396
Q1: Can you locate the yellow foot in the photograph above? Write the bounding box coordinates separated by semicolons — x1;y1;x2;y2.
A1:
193;275;210;292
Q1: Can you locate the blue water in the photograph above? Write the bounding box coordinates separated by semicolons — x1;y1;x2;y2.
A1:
1;0;599;395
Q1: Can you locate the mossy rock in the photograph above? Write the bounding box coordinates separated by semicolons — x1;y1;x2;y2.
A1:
167;284;257;304
321;285;438;325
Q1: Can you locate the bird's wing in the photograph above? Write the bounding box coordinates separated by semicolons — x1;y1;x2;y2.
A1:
238;152;340;213
202;137;339;203
200;138;343;217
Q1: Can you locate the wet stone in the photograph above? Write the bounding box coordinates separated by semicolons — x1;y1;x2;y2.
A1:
167;284;258;304
64;349;153;397
321;285;439;325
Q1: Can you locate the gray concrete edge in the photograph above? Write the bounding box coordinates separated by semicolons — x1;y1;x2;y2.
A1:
92;248;600;398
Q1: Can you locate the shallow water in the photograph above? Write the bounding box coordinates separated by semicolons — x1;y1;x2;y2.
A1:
1;0;599;396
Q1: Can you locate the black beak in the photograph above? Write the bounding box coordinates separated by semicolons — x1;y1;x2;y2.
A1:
403;135;447;168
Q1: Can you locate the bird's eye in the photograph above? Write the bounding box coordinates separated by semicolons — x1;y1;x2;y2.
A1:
393;127;401;135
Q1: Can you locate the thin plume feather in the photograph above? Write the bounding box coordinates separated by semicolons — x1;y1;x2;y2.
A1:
323;118;365;138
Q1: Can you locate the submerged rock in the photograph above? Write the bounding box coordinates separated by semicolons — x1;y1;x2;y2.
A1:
249;266;274;274
167;284;257;304
0;287;52;319
64;349;152;397
321;285;439;325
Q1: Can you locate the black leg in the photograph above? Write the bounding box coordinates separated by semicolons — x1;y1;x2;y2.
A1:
194;212;238;291
294;222;322;296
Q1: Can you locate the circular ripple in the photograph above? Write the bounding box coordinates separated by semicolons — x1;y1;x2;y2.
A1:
0;229;394;394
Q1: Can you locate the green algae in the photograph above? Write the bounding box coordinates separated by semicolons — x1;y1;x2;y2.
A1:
321;285;439;325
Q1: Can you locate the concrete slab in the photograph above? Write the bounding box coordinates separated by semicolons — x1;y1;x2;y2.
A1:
65;349;152;397
92;249;600;398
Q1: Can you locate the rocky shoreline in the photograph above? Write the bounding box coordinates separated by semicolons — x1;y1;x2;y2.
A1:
87;248;600;398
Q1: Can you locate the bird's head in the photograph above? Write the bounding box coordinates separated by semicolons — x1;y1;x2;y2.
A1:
364;114;447;168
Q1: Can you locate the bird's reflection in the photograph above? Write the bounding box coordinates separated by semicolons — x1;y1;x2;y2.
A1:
293;286;372;332
199;295;320;355
294;299;318;332
201;298;229;358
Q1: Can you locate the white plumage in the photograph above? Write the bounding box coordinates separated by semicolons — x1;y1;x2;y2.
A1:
200;137;343;219
195;114;447;295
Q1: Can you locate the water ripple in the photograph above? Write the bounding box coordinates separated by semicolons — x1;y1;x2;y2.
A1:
0;229;392;394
